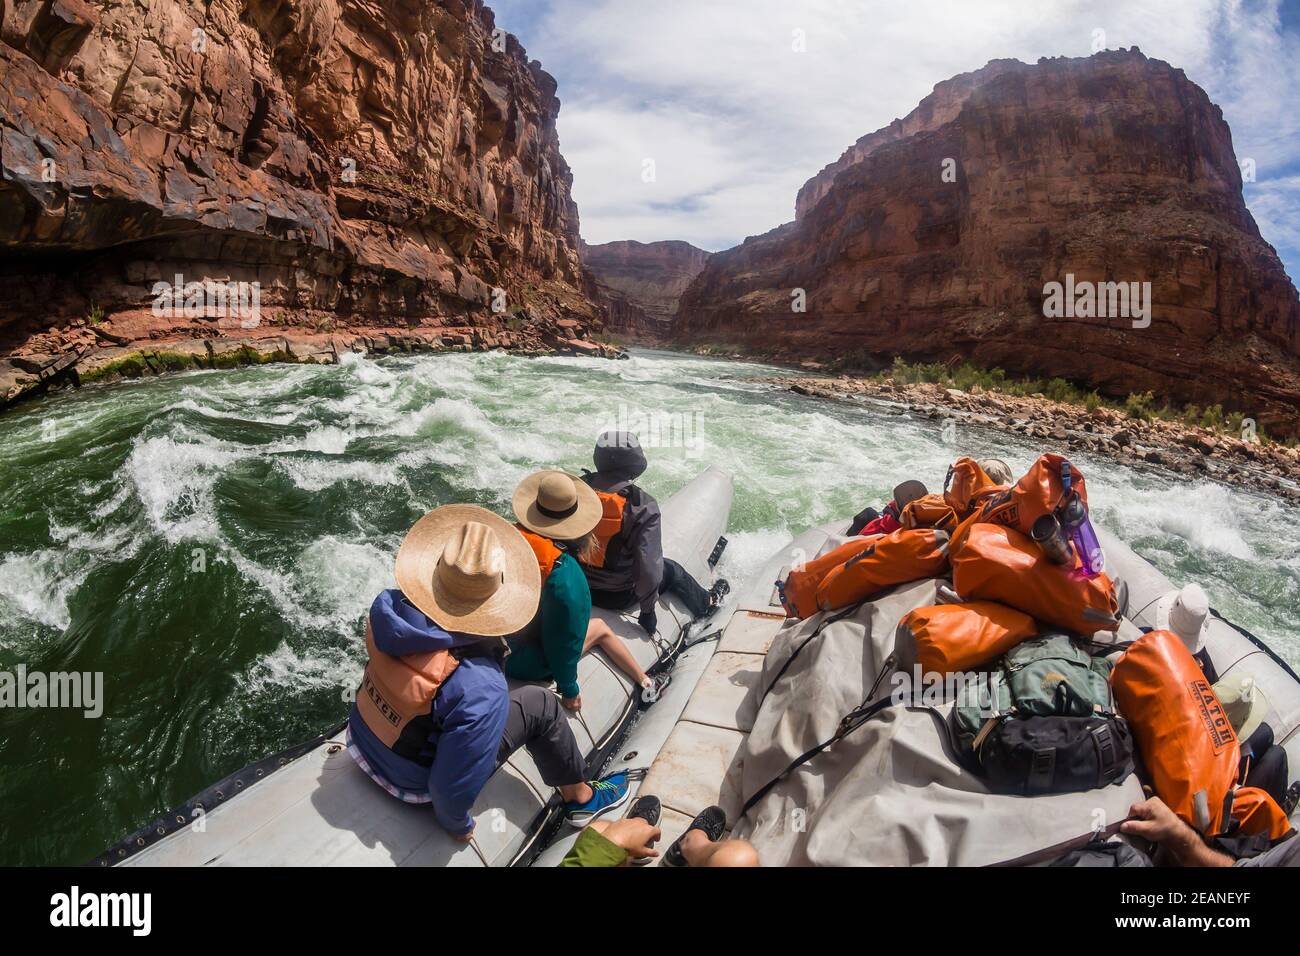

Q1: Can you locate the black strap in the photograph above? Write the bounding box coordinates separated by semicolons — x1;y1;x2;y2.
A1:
1076;637;1136;655
758;606;860;704
987;817;1132;867
741;697;896;817
536;500;578;520
1092;720;1120;782
742;662;897;818
1028;748;1056;793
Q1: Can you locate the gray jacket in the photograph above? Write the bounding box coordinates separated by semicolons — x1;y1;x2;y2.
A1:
580;434;663;616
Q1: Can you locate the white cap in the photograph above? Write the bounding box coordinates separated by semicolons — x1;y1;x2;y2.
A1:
1156;583;1210;654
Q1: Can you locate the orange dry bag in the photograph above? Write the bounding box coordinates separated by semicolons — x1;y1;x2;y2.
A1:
1111;630;1292;838
977;453;1087;538
950;523;1120;634
1228;786;1293;840
813;528;951;614
778;536;881;619
944;458;1003;518
898;601;1037;676
899;493;958;534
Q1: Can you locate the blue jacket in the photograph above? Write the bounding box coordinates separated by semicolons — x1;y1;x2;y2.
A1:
347;589;509;835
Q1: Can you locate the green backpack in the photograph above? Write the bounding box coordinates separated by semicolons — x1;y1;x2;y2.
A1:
951;633;1115;754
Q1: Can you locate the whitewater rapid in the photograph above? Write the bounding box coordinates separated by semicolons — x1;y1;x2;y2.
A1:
0;347;1297;864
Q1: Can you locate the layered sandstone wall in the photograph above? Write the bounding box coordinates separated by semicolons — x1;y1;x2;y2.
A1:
582;238;711;339
0;0;602;357
676;49;1300;435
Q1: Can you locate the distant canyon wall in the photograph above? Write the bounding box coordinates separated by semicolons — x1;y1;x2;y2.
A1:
582;239;711;340
674;50;1300;435
0;0;602;352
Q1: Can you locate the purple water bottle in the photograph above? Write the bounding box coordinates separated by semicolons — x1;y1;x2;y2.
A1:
1058;492;1104;578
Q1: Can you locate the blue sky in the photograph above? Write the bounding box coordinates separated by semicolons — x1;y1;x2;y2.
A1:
489;0;1300;284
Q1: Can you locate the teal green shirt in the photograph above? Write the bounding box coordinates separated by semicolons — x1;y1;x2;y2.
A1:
504;552;590;699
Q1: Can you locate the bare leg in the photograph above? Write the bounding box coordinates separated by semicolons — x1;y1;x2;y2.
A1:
679;829;760;868
583;618;649;687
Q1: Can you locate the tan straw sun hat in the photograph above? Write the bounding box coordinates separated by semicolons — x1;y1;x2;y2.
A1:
512;470;603;540
394;504;540;637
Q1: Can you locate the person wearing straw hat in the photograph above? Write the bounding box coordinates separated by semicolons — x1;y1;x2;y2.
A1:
347;504;632;840
507;469;671;709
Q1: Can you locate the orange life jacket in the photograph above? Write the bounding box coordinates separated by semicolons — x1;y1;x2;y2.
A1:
518;525;564;583
814;528;952;615
976;453;1087;539
355;620;460;766
584;489;628;569
950;522;1120;634
779;535;882;619
1111;629;1291;839
899;601;1037;676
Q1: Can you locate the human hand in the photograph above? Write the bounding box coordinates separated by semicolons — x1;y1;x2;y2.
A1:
1121;797;1188;846
1121;797;1227;866
638;610;657;636
600;817;661;862
562;694;582;713
451;822;476;844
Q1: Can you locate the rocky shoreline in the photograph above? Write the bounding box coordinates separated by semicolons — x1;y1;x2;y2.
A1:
770;375;1300;503
0;312;624;409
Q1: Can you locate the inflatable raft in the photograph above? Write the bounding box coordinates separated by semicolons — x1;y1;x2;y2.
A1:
677;519;1300;866
95;466;733;867
98;478;1299;867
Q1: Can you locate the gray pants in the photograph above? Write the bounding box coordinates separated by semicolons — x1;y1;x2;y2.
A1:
496;684;586;787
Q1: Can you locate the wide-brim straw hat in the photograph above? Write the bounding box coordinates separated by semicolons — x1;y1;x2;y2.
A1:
394;504;540;637
513;469;603;540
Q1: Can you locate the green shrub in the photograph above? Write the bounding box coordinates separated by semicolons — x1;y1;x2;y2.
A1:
1200;404;1225;430
1124;391;1157;421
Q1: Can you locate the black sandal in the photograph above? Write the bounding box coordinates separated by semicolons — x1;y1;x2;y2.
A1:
663;805;727;867
626;794;662;865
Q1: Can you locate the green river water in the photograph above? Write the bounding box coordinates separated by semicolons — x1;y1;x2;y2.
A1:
1;348;1298;865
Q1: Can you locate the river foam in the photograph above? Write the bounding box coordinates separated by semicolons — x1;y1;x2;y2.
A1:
1;346;1299;866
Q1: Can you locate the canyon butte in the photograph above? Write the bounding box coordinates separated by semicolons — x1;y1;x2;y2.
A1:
671;49;1300;436
0;0;613;399
2;8;1298;438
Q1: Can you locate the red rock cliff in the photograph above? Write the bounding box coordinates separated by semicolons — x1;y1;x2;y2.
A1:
676;50;1300;435
0;0;601;351
582;238;711;340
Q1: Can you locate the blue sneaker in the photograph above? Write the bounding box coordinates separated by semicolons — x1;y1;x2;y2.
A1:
564;772;631;827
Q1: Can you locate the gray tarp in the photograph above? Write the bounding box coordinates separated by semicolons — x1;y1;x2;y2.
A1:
733;579;1144;866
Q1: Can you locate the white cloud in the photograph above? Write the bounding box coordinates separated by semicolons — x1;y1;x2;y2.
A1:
492;0;1300;278
1247;175;1300;255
